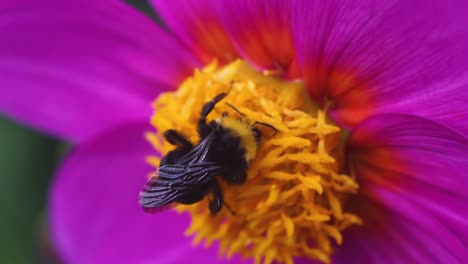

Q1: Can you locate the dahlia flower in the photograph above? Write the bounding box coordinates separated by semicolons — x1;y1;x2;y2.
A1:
1;0;467;263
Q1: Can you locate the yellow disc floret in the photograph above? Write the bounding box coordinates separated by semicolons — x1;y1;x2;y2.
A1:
146;60;361;264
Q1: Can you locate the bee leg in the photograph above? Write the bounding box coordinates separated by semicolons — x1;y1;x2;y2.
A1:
223;201;237;216
163;129;193;148
160;132;193;166
159;147;191;166
209;181;236;215
208;180;224;215
198;92;228;137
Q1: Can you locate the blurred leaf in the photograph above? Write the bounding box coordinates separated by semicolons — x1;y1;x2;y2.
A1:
0;117;60;264
125;0;165;26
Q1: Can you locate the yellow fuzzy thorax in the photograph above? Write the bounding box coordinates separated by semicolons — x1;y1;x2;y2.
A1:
216;117;258;163
146;60;361;264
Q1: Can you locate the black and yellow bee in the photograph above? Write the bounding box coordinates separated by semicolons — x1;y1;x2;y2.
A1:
139;90;275;214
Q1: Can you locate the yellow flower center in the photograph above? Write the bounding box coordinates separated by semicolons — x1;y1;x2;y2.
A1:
146;60;361;264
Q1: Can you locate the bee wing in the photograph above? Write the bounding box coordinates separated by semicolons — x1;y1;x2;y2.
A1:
157;162;222;184
139;162;223;213
138;177;180;213
177;133;215;164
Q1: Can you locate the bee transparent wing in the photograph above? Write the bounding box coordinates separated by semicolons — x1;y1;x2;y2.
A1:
138;176;181;213
157;162;222;185
177;133;215;165
138;162;223;213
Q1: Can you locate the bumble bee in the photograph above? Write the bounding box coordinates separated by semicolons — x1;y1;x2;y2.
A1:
139;91;275;214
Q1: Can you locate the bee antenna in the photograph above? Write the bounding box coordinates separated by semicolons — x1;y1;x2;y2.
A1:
254;121;278;136
224;102;246;116
226;80;235;94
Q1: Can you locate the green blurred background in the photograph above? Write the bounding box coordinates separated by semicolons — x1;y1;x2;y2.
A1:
0;1;159;263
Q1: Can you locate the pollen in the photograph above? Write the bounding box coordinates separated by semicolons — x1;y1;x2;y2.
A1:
146;60;361;264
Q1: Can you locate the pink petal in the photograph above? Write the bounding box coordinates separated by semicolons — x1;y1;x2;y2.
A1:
151;0;238;64
342;114;468;263
50;122;246;263
292;0;468;131
0;0;199;142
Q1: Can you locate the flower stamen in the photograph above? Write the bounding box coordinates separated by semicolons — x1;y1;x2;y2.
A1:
146;60;361;264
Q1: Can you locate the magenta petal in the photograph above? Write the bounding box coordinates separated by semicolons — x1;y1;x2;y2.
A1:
378;76;468;136
50;122;245;263
151;0;238;64
334;199;455;264
344;114;468;262
292;0;468;131
0;0;198;142
207;0;295;72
